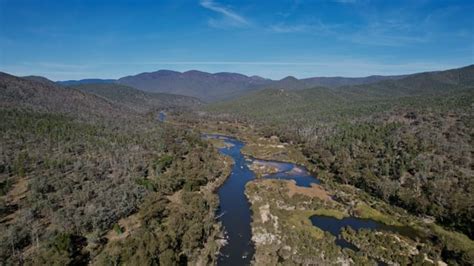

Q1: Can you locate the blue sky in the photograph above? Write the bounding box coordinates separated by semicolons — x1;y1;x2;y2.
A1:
0;0;473;80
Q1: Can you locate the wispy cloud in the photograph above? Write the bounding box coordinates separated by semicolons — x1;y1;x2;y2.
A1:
269;6;431;47
200;0;250;28
269;20;339;35
342;18;431;46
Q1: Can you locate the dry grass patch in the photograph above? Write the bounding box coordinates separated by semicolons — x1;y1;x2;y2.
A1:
4;177;28;205
286;180;332;201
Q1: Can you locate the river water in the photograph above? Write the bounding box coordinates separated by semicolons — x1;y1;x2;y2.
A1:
206;134;411;265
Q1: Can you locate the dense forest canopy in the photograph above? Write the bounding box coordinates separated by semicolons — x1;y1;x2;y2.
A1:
205;65;474;239
0;74;226;264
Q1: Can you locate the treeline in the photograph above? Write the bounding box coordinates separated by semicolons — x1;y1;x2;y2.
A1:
206;85;474;236
203;83;474;263
0;108;225;264
299;110;473;238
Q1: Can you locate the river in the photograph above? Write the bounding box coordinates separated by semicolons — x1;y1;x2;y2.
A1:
206;134;412;265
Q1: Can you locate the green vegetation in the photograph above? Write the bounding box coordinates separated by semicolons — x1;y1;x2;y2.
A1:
354;203;402;226
2;64;474;265
112;224;123;235
95;190;223;265
341;228;424;265
245;179;348;265
312;208;346;220
0;108;228;264
0;74;231;265
70;83;202;113
206;65;474;264
244;174;474;265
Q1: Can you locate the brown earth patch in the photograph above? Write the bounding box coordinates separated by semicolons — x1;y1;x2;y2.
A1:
249;161;281;177
0;177;29;225
5;177;29;205
166;189;183;204
286;180;332;201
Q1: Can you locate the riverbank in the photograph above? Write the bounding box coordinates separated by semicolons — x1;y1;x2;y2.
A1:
244;179;451;265
193;153;234;265
187;119;308;166
196;121;473;265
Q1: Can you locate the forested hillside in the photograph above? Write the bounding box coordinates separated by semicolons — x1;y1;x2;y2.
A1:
0;73;226;264
265;74;406;91
0;72;133;121
205;65;474;239
117;70;271;102
69;83;202;113
115;69;406;102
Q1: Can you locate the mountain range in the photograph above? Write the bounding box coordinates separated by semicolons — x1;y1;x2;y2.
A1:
117;70;271;102
206;64;474;122
58;70;408;102
3;64;472;114
57;78;116;86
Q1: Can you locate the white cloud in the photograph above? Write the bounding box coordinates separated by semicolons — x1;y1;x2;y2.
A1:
200;0;250;28
269;9;431;46
270;24;310;33
269;20;338;35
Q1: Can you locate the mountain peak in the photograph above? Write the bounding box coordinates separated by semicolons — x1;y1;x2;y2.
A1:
280;76;299;81
117;70;273;102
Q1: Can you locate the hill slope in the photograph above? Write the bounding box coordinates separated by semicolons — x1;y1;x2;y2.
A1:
265;74;406;90
334;64;474;99
59;70;408;102
205;65;474;245
0;72;133;120
117;70;272;102
208;64;474;122
69;83;202;113
0;72;228;265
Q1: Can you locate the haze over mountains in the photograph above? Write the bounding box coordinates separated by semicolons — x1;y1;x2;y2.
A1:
117;70;271;102
57;69;409;102
4;64;472;110
2;64;471;117
57;79;116;86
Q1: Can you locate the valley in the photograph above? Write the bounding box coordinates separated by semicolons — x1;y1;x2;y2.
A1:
197;120;473;265
2;1;473;265
0;64;473;265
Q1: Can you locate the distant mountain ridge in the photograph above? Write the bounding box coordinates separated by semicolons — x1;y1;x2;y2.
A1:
55;65;472;102
57;78;116;86
115;70;409;102
207;64;474;121
333;64;474;99
117;70;272;102
263;74;407;91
